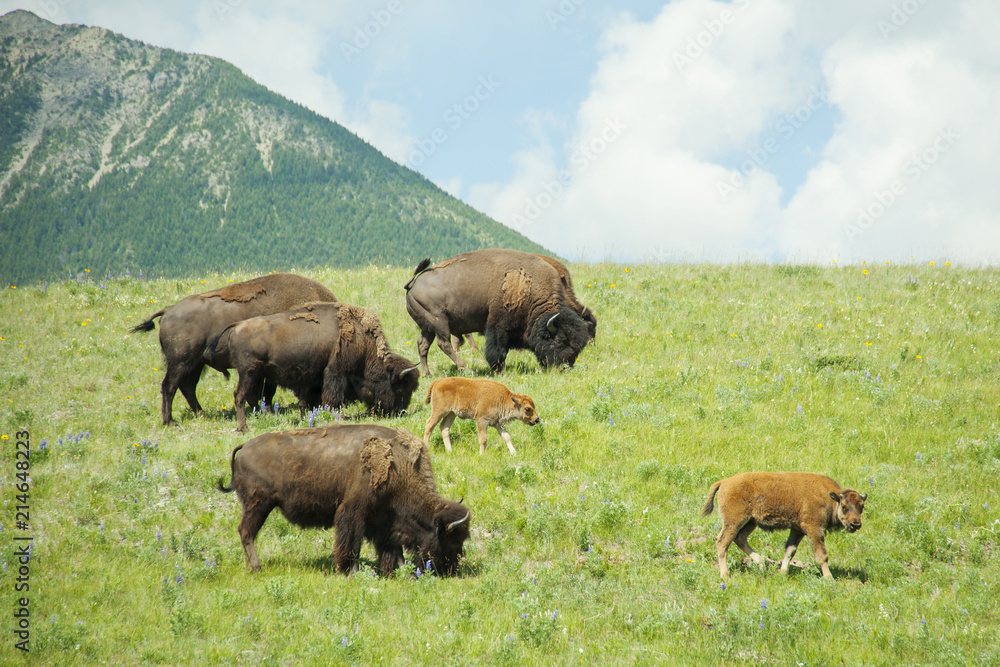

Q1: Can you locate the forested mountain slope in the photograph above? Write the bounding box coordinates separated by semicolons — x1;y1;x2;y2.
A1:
0;10;547;284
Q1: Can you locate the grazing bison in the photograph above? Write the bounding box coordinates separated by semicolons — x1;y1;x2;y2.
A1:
129;273;337;426
424;377;540;455
452;254;597;351
205;301;419;432
218;424;471;575
404;249;592;375
702;472;867;581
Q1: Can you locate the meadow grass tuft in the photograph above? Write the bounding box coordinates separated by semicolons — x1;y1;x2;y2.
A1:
1;263;998;664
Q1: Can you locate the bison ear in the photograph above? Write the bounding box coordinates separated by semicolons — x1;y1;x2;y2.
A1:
860;493;868;502
830;492;841;503
360;437;394;490
511;395;522;410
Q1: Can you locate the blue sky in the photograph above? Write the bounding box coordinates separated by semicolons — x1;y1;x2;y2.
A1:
4;0;998;264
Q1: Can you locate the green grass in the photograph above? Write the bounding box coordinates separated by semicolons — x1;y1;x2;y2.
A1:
1;262;999;665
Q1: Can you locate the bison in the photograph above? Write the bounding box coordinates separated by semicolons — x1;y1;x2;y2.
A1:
451;254;597;351
423;377;541;455
404;249;592;375
204;301;419;432
129;273;337;426
217;424;471;575
702;472;867;581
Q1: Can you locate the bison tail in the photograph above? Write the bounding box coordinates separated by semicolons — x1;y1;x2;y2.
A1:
204;324;234;365
217;443;244;493
424;383;434;404
403;258;432;291
129;309;166;334
701;481;722;517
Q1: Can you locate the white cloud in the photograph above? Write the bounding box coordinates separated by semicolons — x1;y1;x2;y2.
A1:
471;0;1000;264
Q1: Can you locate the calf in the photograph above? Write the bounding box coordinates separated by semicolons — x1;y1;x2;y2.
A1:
423;377;540;455
702;472;867;581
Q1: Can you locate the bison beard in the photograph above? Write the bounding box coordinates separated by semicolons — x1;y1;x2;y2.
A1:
218;424;471;576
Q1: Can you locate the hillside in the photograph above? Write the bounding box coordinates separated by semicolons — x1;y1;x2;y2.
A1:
0;10;548;285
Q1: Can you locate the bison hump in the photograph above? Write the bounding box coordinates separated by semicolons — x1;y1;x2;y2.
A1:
502;268;532;310
360;437;394;489
337;304;389;359
201;280;267;303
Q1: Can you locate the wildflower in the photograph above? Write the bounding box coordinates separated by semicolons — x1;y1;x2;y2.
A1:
760;598;768;610
863;270;868;275
342;636;349;647
157;528;162;540
916;452;922;460
99;523;104;534
176;573;182;584
721;583;727;591
797;404;803;415
552;609;559;621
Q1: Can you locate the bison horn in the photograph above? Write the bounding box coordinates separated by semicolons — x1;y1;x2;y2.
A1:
399;366;419;377
447;511;470;532
581;306;589;317
546;313;559;334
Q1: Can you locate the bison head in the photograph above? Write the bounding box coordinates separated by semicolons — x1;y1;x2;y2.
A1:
832;490;867;533
384;353;421;415
422;499;471;576
528;305;591;370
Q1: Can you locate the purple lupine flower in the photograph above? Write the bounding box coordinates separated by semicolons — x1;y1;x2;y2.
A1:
342;636;349;647
760;598;768;610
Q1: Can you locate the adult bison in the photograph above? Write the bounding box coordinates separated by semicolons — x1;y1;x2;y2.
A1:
204;301;419;432
218;423;471;575
129;273;337;426
453;254;596;351
404;249;592;375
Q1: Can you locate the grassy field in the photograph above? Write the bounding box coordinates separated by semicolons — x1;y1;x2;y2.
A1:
1;261;998;665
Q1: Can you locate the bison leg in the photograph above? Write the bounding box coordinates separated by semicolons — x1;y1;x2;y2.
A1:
805;528;833;579
433;334;467;372
495;424;517;456
376;545;404;577
160;372;180;426
476;419;492;455
715;517;753;581
437;413;457;452
333;507;364;575
452;334;479;352
234;362;265;433
417;333;435;377
238;498;274;572
176;370;204;417
780;528;806;575
484;329;509;374
734;520;765;572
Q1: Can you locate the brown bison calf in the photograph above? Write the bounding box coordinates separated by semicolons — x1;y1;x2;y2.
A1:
702;472;867;581
423;377;540;455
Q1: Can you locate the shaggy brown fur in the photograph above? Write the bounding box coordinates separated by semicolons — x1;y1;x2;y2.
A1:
201;280;268;303
423;377;541;455
702;472;867;581
217;424;470;575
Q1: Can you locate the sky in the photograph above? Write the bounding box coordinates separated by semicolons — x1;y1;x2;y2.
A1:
4;0;999;264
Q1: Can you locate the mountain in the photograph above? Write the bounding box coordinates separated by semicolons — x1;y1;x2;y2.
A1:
0;10;548;285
